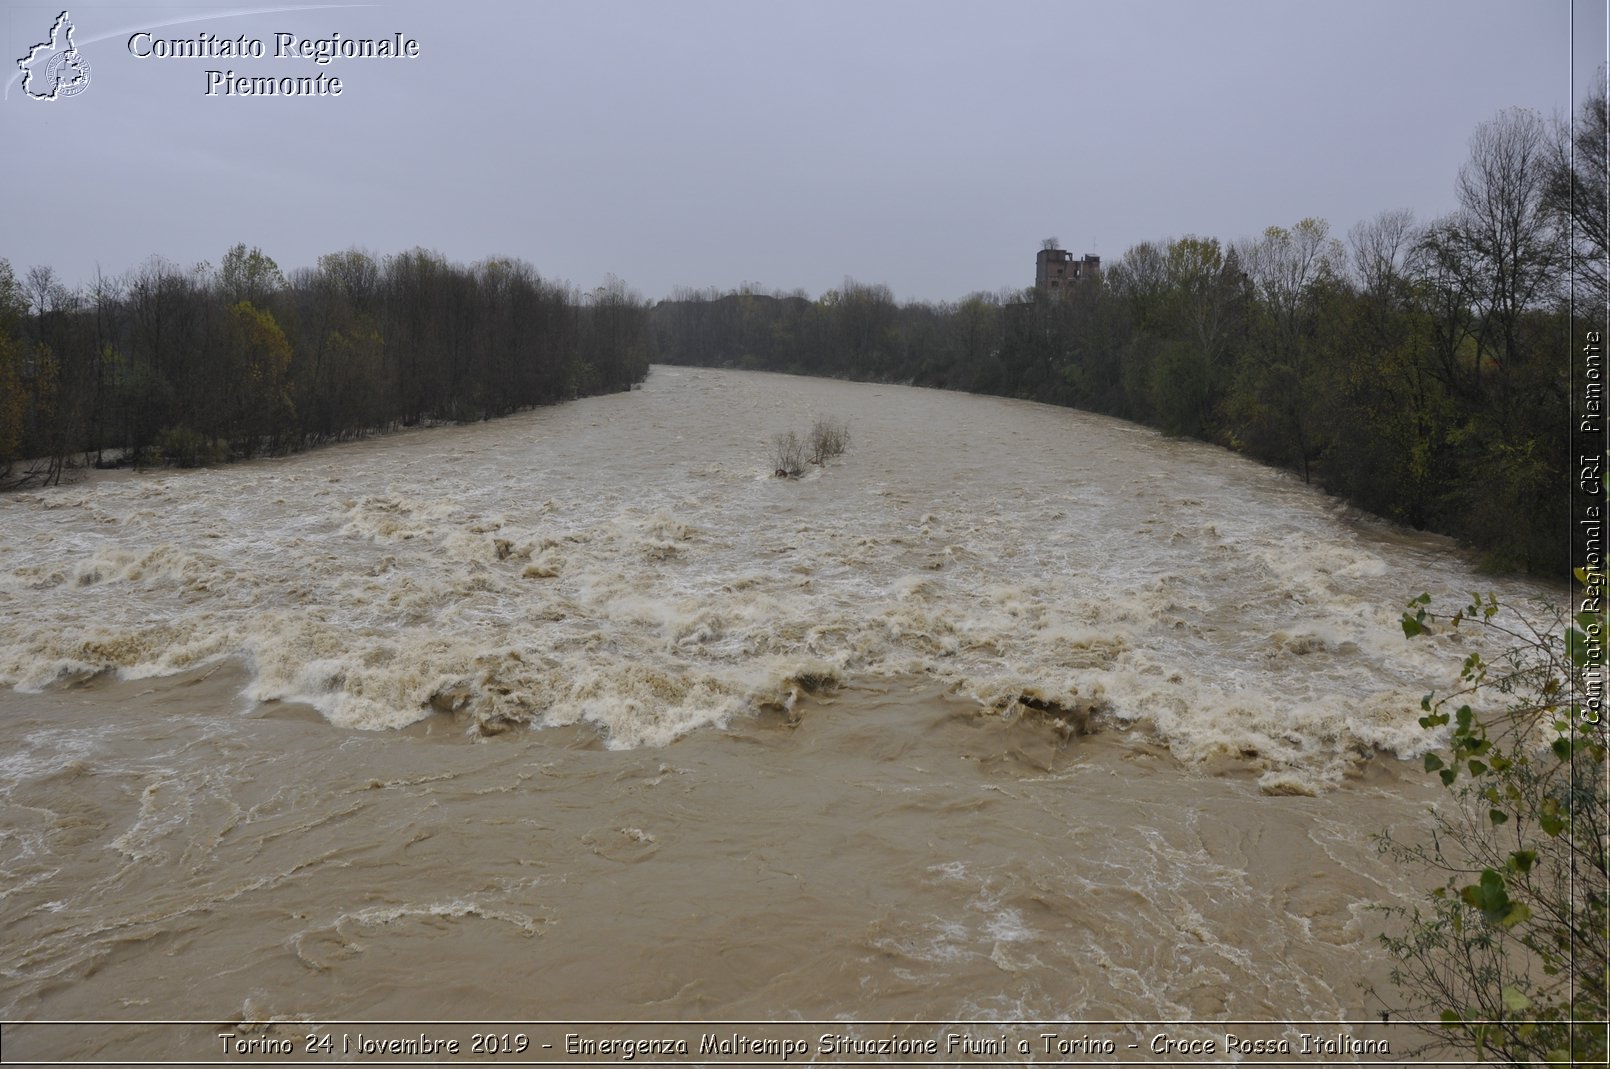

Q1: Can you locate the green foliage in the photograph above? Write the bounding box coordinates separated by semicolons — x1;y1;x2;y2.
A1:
0;332;25;470
1150;339;1214;437
0;260;27;330
218;243;285;306
228;300;295;446
153;424;229;468
0;262;27;473
1378;593;1608;1064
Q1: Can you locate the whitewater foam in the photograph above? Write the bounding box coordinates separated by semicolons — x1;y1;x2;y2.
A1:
0;367;1550;786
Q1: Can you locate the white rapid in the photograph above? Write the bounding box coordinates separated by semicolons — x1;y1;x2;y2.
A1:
0;367;1553;1061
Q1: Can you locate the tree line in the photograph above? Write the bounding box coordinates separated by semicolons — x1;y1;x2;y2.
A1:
653;96;1605;577
0;246;654;480
4;93;1599;576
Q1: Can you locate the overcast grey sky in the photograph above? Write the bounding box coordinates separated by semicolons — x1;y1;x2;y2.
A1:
3;0;1604;302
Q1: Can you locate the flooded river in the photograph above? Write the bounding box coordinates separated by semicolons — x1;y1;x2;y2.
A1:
0;367;1551;1061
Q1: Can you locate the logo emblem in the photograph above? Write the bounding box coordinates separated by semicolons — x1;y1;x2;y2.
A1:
18;11;90;101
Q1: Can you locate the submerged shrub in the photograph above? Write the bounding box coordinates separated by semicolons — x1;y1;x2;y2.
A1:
770;431;806;477
770;417;851;477
808;417;851;464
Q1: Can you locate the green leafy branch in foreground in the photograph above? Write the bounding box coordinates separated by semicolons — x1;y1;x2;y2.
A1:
1378;583;1607;1064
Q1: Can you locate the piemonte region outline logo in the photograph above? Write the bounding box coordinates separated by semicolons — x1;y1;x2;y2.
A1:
17;10;90;101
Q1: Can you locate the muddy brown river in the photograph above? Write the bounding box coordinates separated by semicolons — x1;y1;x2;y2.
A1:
0;367;1551;1062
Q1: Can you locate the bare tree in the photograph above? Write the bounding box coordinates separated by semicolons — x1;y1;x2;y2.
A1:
1452;108;1564;364
1347;209;1419;300
1546;68;1608;318
23;265;77;322
1409;108;1565;413
1237;218;1343;346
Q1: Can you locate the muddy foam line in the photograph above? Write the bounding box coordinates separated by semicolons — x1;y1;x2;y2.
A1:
0;367;1548;791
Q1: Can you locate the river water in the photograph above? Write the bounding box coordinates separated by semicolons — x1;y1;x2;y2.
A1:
0;367;1552;1061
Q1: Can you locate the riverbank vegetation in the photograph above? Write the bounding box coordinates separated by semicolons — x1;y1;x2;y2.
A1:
653;95;1604;577
0;247;653;483
3;92;1597;577
1379;590;1606;1063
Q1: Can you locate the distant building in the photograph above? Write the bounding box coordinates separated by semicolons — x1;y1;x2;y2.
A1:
1035;245;1100;294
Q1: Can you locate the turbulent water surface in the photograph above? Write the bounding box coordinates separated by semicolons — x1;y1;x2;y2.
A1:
0;367;1552;1060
